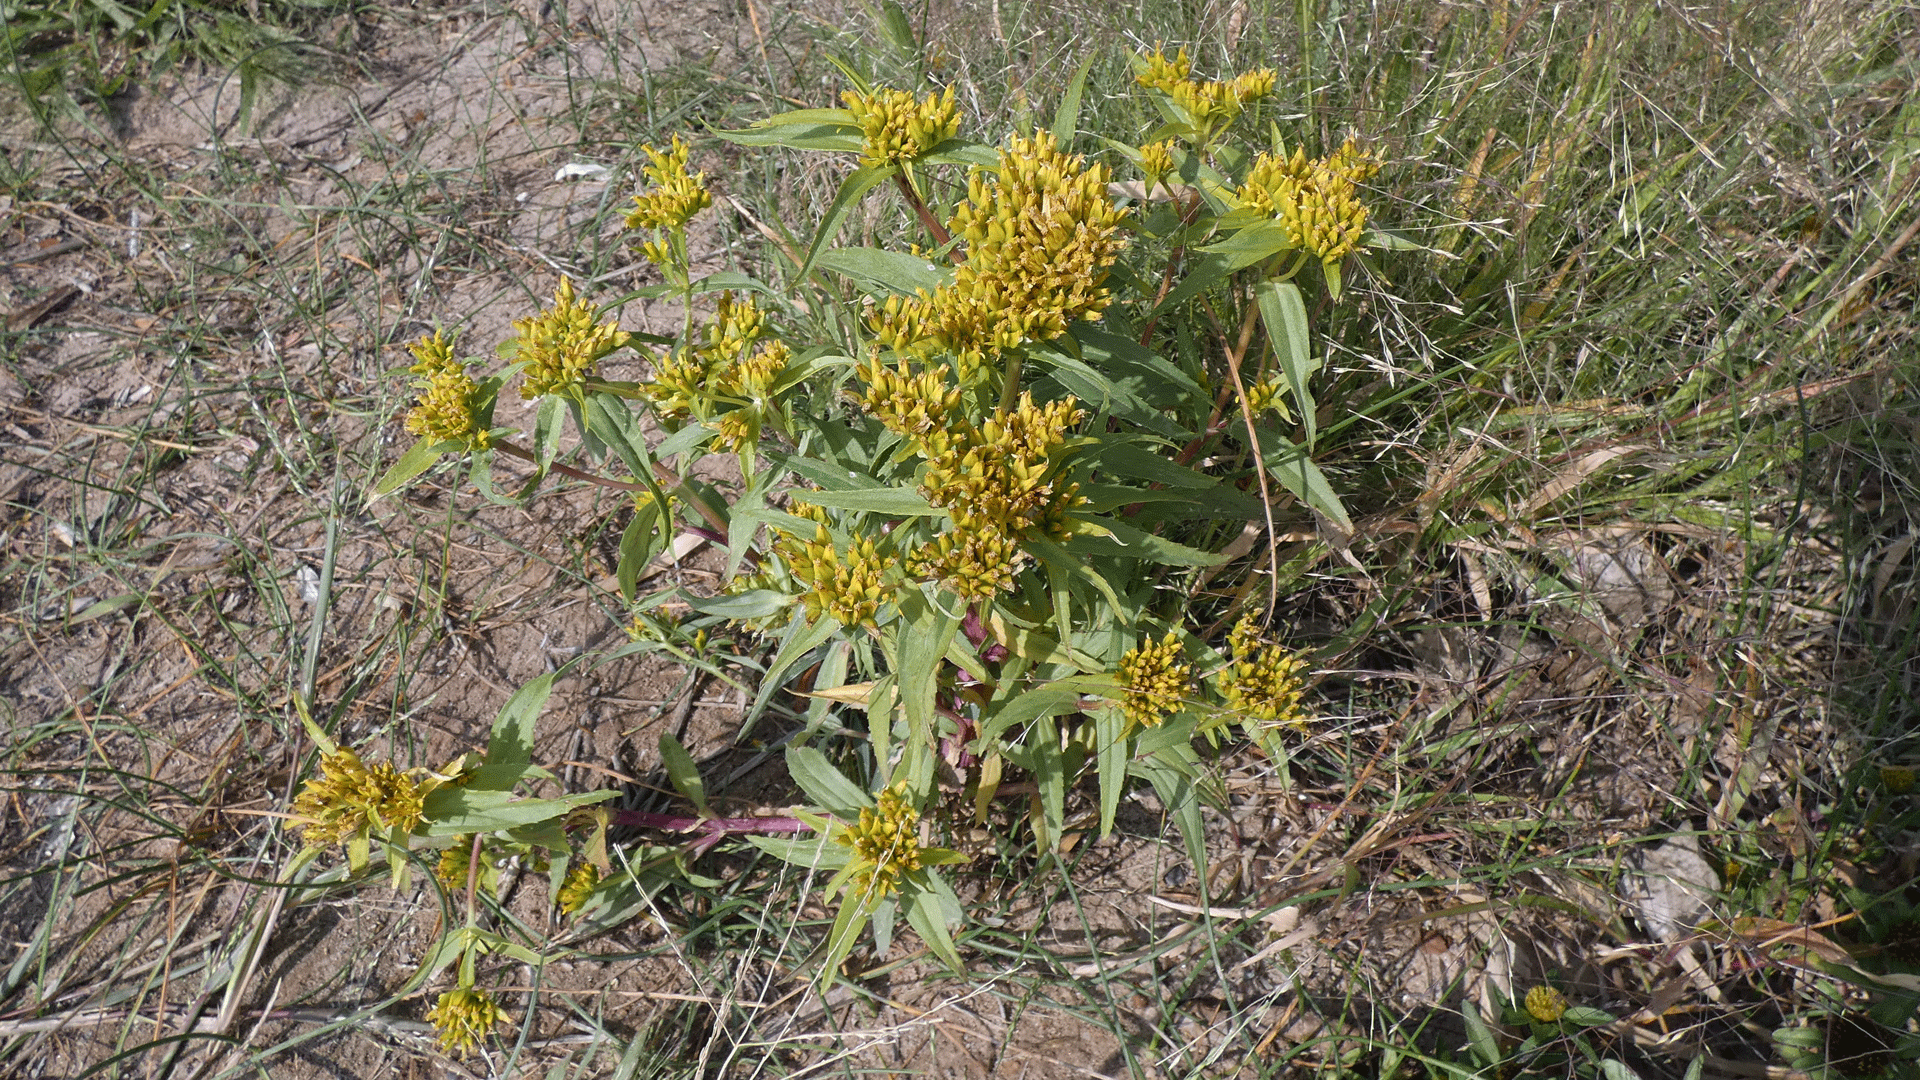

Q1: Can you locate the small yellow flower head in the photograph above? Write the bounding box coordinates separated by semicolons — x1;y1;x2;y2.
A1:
1135;46;1193;93
843;86;961;167
1238;139;1376;266
859;355;961;445
710;408;760;453
402;329;489;449
835;781;924;900
556;862;601;913
1524;985;1569;1023
1244;375;1286;416
1231;70;1278;103
917;393;1087;542
877;132;1126;378
1216;616;1312;729
626;135;712;231
407;327;459;377
704;291;767;361
290;747;428;849
714;339;790;401
515;278;632;399
1135;46;1275;138
777;526;894;627
436;841;474;891
427;987;508;1057
907;522;1025;600
1118;632;1192;728
1139;139;1176;183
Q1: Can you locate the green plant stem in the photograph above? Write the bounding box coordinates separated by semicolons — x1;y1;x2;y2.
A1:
490;439;730;537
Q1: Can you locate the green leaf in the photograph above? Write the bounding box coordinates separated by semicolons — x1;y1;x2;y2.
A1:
1095;706;1129;838
486;670;561;768
1365;226;1433;251
462;762;555;791
1461;1001;1502;1068
792;485;940;515
69;592;144;623
370;438;446;500
1266;437;1351;531
658;732;707;815
1150;251;1236;315
1028;713;1067;848
683;589;792;619
585;393;655;479
975;675;1114;747
1201;219;1298;270
616;512;661;603
744;609;840;733
817;895;873;987
878;0;917;57
895;588;959;791
1255;281;1320;448
800;165;896;281
744;830;848;869
1073;325;1210;410
1051;52;1098;147
903;886;965;972
1561;1006;1618;1027
1077;516;1228;567
1133;754;1207;872
1030;343;1184;438
919;141;1001;168
421;788;617;835
786;746;871;818
1030;537;1125;622
812;247;949;296
715;123;863;152
746;107;855;128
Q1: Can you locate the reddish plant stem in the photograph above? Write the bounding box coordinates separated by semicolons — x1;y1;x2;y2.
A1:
894;172;958;259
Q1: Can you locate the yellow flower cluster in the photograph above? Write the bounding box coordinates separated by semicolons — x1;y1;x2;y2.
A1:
1139;139;1176;183
843;86;961;167
858;356;960;444
777;513;893;627
1524;985;1569;1023
556;862;600;913
871;132;1127;379
644;292;779;425
902;393;1086;599
427;987;507;1057
434;839;485;891
1243;374;1286;416
626;136;711;234
1118;631;1192;727
836;781;924;900
1217;616;1311;728
1135;46;1276;137
403;329;488;448
514;278;632;399
290;747;427;848
1238;139;1379;266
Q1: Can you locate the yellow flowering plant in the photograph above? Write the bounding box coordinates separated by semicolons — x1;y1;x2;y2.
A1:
368;49;1412;985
